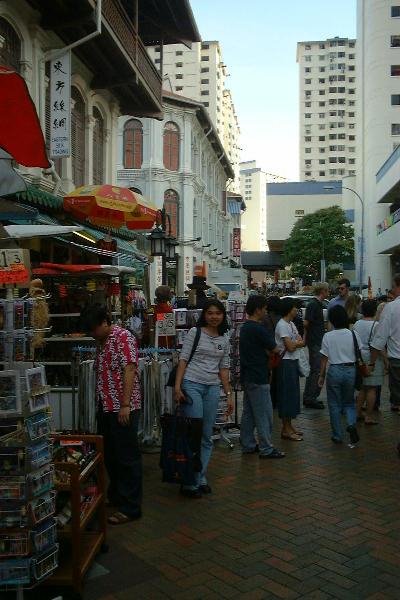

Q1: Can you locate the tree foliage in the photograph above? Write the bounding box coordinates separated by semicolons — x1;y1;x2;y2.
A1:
283;206;354;279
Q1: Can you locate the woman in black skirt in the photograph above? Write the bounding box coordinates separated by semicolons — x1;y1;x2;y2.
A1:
275;298;305;441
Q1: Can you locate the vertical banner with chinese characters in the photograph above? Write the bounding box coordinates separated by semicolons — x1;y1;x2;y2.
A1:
50;51;71;158
232;228;241;257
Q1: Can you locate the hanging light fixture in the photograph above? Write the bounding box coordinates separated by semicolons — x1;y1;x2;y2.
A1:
149;226;166;256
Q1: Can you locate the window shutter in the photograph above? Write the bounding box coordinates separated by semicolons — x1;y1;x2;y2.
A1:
71;87;86;187
0;17;21;72
163;122;179;171
164;189;179;238
123;120;142;169
92;107;104;185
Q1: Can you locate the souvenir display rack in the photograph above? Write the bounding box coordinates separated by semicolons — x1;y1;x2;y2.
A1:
46;433;106;597
0;294;58;596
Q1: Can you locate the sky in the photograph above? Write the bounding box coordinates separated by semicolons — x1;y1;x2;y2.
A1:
190;0;356;181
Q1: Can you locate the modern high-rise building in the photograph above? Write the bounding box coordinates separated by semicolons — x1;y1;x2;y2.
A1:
353;0;400;292
147;41;240;191
297;37;357;181
240;161;267;251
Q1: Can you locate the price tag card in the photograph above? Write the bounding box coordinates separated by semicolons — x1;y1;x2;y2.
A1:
0;249;30;285
155;312;176;337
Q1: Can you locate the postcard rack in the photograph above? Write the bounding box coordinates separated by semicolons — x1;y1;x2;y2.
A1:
0;295;58;597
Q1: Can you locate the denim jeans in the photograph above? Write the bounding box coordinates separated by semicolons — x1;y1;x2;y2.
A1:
326;364;357;441
303;345;322;404
181;380;220;487
241;383;274;456
97;409;142;518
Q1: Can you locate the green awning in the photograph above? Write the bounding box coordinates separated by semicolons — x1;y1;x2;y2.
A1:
12;185;64;210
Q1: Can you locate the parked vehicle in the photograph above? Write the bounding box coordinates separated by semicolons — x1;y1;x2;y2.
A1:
281;295;329;322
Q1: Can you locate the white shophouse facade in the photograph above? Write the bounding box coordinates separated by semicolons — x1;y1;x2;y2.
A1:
297;37;357;182
354;0;400;292
116;92;235;296
147;41;241;192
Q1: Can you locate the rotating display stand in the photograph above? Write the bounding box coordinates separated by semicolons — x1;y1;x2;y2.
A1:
0;291;58;599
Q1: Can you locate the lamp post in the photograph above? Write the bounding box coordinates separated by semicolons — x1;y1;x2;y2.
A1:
324;185;364;295
149;208;175;286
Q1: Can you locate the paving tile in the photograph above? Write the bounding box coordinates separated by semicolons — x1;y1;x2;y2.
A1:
46;382;400;600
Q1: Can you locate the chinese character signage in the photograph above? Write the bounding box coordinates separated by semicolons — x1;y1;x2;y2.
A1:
50;51;71;158
232;228;241;257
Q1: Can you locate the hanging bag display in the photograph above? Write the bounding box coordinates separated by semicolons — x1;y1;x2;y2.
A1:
159;406;203;485
166;327;201;387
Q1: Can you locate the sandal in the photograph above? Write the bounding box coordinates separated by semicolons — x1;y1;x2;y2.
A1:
281;432;303;441
108;511;141;525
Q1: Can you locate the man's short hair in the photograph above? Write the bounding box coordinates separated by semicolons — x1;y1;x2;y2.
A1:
393;273;400;288
245;295;268;316
338;278;350;288
80;304;111;332
328;305;349;329
361;299;377;318
313;282;329;296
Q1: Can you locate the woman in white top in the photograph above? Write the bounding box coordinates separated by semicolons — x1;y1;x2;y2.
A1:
318;305;361;446
275;298;305;441
353;299;384;424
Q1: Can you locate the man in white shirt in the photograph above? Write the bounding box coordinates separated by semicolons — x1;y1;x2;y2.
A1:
370;274;400;410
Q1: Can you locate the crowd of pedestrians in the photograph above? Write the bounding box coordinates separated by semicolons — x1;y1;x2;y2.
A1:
81;275;400;514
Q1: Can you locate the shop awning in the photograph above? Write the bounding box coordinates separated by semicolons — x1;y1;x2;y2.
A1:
12;185;64;210
70;224;148;264
3;224;82;239
0;199;38;221
33;263;136;277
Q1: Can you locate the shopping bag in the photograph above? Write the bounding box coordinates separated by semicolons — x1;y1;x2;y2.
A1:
297;348;310;378
159;411;203;485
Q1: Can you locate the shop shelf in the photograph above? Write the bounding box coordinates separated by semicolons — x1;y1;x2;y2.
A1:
27;464;54;498
32;519;57;554
54;452;101;491
0;556;31;586
59;493;104;536
0;477;26;501
46;531;104;587
32;544;59;582
0;530;29;558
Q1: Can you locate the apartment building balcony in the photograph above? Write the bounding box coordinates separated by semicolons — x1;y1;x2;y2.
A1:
376;210;400;254
26;0;199;117
376;144;400;204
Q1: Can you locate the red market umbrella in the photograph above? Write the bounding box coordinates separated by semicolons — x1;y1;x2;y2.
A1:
63;185;158;230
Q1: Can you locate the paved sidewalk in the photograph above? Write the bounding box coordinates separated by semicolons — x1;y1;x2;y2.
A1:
82;386;400;600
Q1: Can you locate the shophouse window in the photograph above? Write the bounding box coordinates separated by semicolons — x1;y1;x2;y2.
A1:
349;158;355;164
338;133;346;139
305;78;311;84
329;169;337;175
175;62;183;68
329;134;337;140
201;90;209;96
163;122;180;171
319;159;325;164
176;50;183;56
123;119;143;169
319;112;325;118
92;107;104;185
319;78;325;83
329;157;337;163
164;189;179;238
319;101;326;107
176;74;183;79
201;56;209;61
392;123;400;135
305;102;311;107
348;65;355;71
319;67;326;72
319;90;325;95
319;171;326;176
71;87;86;187
305;67;311;73
391;6;400;17
201;79;209;84
391;65;400;76
305;56;311;62
392;94;400;105
305;136;311;142
319;148;325;153
201;67;209;73
305;148;311;153
0;17;21;71
319;136;325;141
305;113;311;118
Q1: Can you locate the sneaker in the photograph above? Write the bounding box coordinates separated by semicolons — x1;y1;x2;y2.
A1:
346;425;360;445
259;448;285;459
180;486;202;499
242;444;259;454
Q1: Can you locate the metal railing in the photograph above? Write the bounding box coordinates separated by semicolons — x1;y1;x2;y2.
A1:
102;0;161;103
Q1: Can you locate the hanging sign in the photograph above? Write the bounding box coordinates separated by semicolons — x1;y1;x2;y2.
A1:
155;312;176;337
50;51;71;158
232;228;241;257
0;249;30;284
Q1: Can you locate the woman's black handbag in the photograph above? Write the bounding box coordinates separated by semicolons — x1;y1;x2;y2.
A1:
159;410;203;485
352;330;367;391
166;327;201;387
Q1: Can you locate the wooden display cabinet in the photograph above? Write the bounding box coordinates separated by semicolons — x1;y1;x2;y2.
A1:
46;434;107;597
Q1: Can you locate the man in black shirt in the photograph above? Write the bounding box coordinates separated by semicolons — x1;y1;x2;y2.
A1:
240;295;285;459
303;283;329;409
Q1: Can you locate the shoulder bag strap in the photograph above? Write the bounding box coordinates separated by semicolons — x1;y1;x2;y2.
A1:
187;327;201;366
351;330;363;364
367;321;376;348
